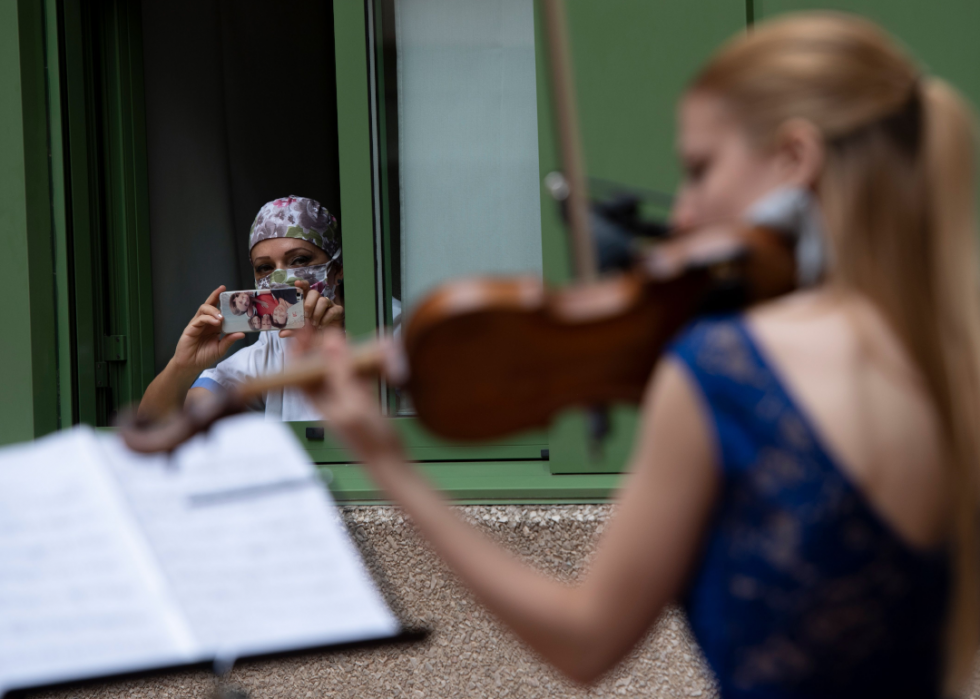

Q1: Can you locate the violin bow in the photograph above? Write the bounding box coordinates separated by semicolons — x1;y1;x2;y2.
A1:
119;343;398;454
542;0;616;453
541;0;597;284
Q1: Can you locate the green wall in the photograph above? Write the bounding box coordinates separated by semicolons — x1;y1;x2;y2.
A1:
755;1;980;109
555;0;980;224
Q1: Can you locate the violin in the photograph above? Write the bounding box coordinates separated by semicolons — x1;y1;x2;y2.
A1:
117;0;797;454
119;224;795;453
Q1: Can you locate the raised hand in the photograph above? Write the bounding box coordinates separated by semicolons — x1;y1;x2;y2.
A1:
280;280;345;338
172;286;245;374
138;285;245;420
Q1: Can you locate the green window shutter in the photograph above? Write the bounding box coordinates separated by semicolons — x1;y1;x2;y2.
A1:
334;0;379;344
61;0;155;427
44;0;74;432
0;0;60;445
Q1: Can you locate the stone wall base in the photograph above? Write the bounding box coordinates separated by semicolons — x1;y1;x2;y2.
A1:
26;505;980;698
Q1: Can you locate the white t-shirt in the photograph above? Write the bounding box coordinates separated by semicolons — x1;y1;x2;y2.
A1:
190;332;322;421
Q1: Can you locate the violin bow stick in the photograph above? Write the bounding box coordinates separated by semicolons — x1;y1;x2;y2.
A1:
541;0;597;283
542;1;617;454
119;342;402;454
232;343;399;401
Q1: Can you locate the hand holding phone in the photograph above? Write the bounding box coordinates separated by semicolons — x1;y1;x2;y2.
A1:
166;285;246;379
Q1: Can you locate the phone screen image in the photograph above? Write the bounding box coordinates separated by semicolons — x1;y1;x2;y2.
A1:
220;288;305;333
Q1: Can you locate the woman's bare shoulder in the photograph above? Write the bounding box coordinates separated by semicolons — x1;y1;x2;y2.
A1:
746;290;949;550
747;289;929;395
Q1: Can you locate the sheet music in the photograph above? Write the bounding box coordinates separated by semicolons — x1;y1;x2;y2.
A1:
0;429;203;695
99;415;399;660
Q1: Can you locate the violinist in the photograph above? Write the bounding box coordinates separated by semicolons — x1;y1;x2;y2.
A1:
299;13;980;697
138;195;345;422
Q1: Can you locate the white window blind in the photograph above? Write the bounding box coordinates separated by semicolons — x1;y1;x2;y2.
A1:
395;0;543;310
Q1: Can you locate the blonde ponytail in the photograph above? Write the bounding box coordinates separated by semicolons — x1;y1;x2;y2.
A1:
920;78;980;690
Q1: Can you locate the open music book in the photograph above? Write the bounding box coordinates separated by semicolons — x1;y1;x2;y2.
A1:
0;416;400;696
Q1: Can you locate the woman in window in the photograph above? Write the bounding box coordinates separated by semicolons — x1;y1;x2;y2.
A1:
139;195;344;421
302;14;980;697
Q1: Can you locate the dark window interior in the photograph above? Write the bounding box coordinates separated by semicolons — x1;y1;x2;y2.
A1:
141;0;340;373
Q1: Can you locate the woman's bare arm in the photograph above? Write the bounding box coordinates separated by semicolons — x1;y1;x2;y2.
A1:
138;359;205;420
137;286;244;420
304;331;719;684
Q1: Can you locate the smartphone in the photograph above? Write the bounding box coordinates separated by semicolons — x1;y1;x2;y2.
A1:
220;288;305;333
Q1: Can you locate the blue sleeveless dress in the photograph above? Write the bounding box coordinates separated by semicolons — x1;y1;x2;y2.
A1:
667;316;949;699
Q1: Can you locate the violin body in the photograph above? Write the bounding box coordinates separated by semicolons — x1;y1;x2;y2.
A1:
404;225;795;441
404;272;705;440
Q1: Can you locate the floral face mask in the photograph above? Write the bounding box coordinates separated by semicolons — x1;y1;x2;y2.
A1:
249;195;343;300
255;260;342;301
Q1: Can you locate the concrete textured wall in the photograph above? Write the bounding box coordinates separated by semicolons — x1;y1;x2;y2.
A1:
25;505;980;699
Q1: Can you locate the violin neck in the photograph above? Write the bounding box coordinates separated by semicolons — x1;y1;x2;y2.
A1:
542;0;597;283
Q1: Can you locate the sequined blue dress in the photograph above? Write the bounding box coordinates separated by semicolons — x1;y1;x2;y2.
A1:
667;316;949;699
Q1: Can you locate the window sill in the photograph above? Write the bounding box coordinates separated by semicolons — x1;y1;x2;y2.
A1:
289;419;550;463
321;461;621;504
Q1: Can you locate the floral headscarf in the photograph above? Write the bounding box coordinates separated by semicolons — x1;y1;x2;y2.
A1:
249;195;343;298
249;195;340;256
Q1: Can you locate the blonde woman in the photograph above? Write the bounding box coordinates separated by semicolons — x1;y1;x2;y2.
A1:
302;14;980;697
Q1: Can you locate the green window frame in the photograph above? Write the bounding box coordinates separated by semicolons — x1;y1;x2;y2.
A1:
1;0;155;447
1;0;60;445
2;0;747;500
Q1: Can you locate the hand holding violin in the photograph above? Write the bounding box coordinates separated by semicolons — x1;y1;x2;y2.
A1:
294;327;404;465
173;285;246;375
